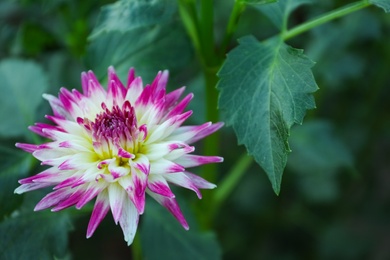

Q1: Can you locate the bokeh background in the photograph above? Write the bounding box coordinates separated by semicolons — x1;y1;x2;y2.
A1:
1;0;390;259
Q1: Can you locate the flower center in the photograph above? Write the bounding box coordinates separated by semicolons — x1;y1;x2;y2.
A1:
78;101;147;181
92;101;137;144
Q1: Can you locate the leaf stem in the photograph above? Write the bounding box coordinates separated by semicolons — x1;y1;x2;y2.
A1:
201;65;220;182
177;0;201;56
214;154;253;210
282;0;371;40
199;0;218;66
219;1;246;57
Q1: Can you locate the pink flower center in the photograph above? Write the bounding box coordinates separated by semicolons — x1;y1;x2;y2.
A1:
91;101;137;143
78;101;147;181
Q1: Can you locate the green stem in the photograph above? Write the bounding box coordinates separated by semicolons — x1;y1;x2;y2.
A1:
199;0;218;66
282;0;371;40
177;0;201;55
197;65;220;230
201;66;220;182
214;154;253;211
219;1;246;57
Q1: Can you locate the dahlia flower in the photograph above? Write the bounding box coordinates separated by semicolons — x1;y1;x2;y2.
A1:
15;67;223;245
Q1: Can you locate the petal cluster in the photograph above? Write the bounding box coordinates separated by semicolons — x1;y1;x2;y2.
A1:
15;67;223;245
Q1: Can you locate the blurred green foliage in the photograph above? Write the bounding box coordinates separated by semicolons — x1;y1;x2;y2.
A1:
0;0;390;259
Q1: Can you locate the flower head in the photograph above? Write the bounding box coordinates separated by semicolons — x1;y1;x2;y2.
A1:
15;67;223;245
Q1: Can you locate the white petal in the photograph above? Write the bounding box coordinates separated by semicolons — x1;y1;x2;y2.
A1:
108;183;126;224
119;197;139;246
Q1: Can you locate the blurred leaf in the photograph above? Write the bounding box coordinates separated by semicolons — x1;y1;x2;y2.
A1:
257;0;314;30
90;0;176;39
238;0;277;5
0;192;72;260
86;0;193;83
288;120;353;202
0;59;48;137
0;141;33;219
217;36;317;194
370;0;390;12
21;22;56;56
140;200;221;260
319;222;372;259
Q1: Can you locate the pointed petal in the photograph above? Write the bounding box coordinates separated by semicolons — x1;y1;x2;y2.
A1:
147;174;175;198
29;123;63;138
163;172;202;199
86;189;110;238
142;141;188;161
34;189;71;211
108;66;126;98
14;182;53;194
42;93;72;120
147;191;189;230
169;122;224;144
118;172;147;215
129;173;147;214
125;77;143;105
52;189;85;211
82;71;106;99
187;122;224;144
119;197;139;246
174;155;224;168
163;93;193;120
145;111;192;144
108;184;126;224
126;67;135;88
15;143;41;153
165;87;185;108
151;70;168;95
183;171;217;189
76;183;106;209
150;159;185;174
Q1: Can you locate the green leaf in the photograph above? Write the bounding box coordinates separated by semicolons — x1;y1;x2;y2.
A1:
370;0;390;12
86;0;193;83
217;36;318;194
0;192;72;260
238;0;277;6
140;200;221;260
0;59;49;137
90;0;176;38
0;141;33;219
257;0;314;30
288;120;353;202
